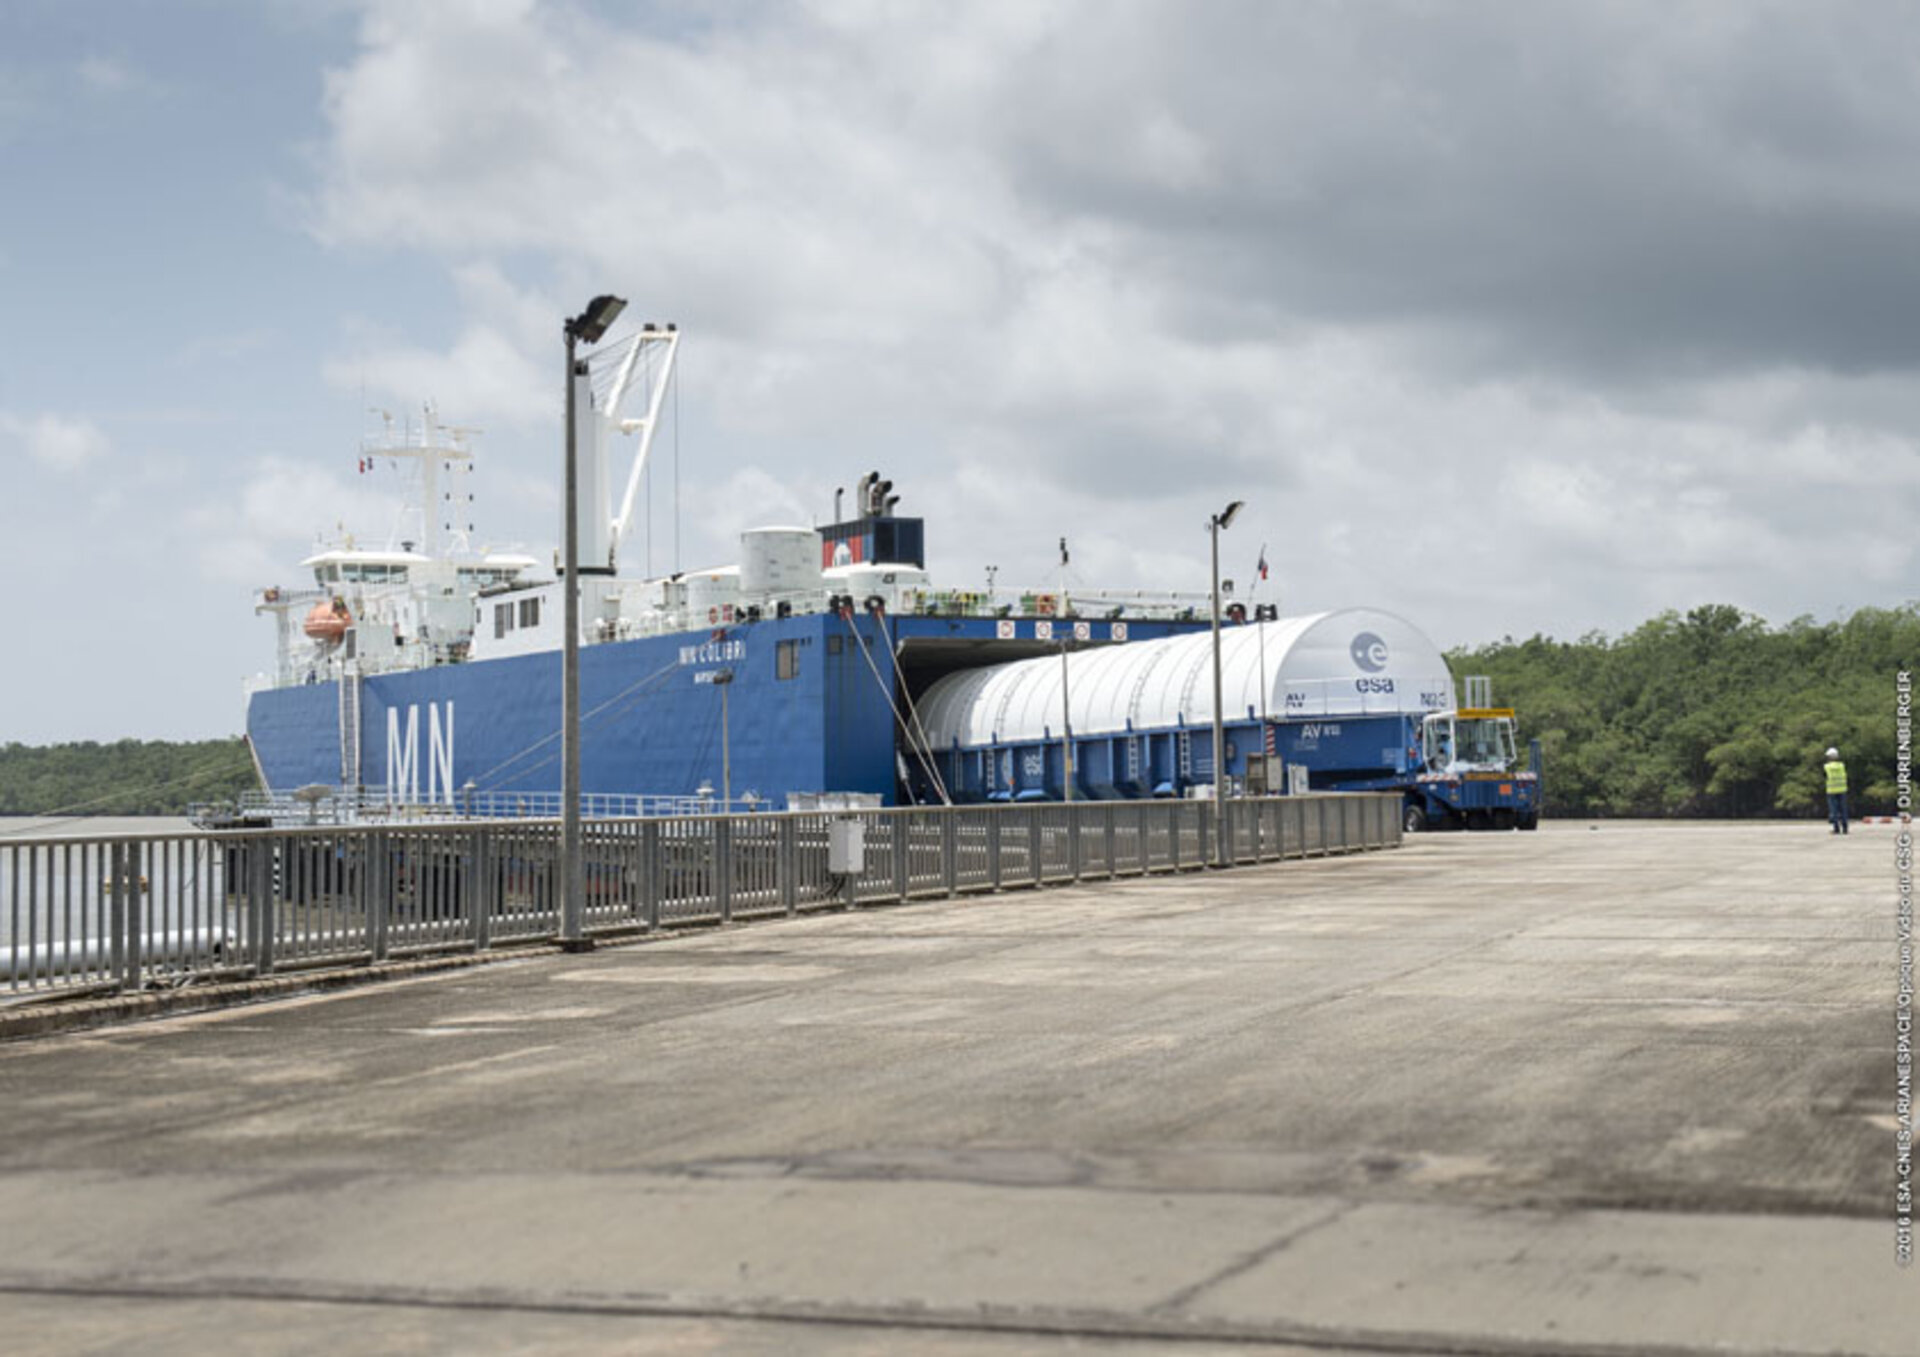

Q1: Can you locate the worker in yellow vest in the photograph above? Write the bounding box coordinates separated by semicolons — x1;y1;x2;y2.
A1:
1823;747;1849;835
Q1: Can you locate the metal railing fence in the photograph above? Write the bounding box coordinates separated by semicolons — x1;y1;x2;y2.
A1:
191;787;769;828
3;794;1397;1001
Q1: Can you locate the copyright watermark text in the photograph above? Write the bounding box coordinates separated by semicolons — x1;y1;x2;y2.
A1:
1897;669;1912;1266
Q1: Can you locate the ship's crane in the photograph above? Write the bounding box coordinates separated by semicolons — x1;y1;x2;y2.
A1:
571;321;680;575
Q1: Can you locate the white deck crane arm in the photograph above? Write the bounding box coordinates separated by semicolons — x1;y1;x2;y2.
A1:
604;327;680;570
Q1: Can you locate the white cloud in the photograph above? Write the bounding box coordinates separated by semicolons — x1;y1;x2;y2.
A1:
74;51;174;101
77;55;133;93
2;411;111;471
190;455;425;588
325;322;551;429
300;0;1920;652
323;263;559;428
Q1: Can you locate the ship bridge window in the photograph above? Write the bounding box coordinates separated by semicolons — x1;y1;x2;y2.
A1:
518;597;542;628
337;563;411;584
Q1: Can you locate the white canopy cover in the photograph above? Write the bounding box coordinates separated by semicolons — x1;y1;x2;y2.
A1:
915;608;1458;748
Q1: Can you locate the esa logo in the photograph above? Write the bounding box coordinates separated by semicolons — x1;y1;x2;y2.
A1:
1350;631;1389;672
1355;677;1396;694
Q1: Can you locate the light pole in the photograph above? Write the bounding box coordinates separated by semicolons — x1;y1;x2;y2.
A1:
711;667;734;807
560;292;626;951
1059;537;1072;804
1209;500;1243;867
1060;637;1073;803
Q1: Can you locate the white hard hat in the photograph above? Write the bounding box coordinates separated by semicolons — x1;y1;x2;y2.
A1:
1825;747;1839;758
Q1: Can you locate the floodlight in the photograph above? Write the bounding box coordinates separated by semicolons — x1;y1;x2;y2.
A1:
567;294;628;344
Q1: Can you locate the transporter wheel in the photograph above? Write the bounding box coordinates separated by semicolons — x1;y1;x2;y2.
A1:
1517;812;1540;831
1402;803;1426;834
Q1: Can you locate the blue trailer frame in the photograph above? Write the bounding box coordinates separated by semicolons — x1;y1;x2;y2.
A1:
910;707;1539;831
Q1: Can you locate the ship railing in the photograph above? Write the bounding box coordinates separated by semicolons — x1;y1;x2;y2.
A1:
193;788;771;828
4;794;1400;1002
904;586;1215;622
600;584;1225;636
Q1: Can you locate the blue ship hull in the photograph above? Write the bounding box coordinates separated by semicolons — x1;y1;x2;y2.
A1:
248;612;1203;808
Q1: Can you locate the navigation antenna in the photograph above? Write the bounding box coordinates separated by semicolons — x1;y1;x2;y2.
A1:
363;404;477;557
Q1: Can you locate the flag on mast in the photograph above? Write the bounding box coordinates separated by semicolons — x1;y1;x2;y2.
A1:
1257;544;1269;582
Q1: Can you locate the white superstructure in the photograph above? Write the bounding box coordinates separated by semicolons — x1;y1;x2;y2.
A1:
250;410;544;690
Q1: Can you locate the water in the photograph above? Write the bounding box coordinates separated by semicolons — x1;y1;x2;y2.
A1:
0;815;197;840
1;818;225;984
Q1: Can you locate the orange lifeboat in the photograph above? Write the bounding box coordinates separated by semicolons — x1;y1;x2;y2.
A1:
304;598;350;644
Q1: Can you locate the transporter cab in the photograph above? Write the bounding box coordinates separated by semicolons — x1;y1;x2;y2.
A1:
907;607;1539;832
1403;678;1541;832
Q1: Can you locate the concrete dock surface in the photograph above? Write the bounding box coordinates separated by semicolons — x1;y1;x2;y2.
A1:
1;819;1912;1354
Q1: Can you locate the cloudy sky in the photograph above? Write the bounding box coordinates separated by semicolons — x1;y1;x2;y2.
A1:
4;0;1917;743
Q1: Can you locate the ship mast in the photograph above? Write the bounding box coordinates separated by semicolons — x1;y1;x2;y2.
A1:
364;405;476;557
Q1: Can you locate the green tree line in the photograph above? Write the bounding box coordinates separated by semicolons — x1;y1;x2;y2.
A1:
0;738;258;817
1450;603;1918;819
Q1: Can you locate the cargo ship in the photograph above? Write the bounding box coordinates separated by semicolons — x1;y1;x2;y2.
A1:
240;319;1536;828
240;323;1216;816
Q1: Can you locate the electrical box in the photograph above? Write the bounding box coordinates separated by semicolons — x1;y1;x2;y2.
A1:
828;818;866;874
1244;754;1283;796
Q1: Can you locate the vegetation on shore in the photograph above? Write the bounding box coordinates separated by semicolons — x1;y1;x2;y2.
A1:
1450;603;1916;819
0;738;256;817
